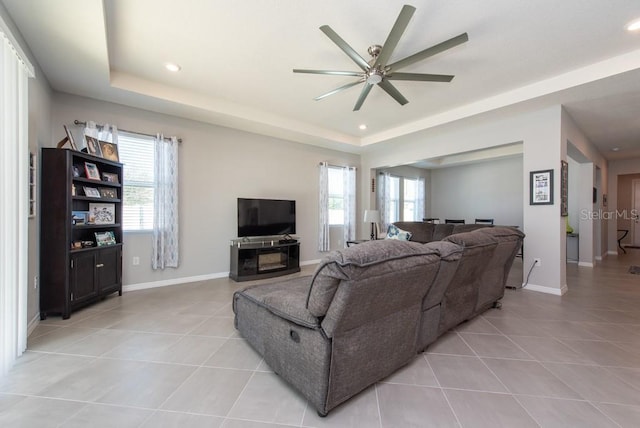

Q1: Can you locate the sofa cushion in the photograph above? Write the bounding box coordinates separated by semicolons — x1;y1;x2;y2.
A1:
432;224;455;241
306;240;438;317
386;224;412;240
392;221;434;243
452;223;493;234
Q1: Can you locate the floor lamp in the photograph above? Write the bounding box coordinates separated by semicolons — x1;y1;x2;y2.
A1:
364;210;380;240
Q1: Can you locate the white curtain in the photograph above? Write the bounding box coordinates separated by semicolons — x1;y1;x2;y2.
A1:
0;21;34;375
343;166;356;244
377;172;392;233
416;177;425;221
152;135;179;269
318;162;330;251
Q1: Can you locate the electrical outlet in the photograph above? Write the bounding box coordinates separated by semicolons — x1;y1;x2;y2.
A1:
132;256;140;266
34;275;38;289
533;258;541;267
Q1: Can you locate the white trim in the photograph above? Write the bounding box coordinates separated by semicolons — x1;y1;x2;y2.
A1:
27;312;40;337
578;261;594;268
123;271;229;292
607;250;619;256
0;15;34;77
123;259;322;292
522;283;568;296
595;256;602;261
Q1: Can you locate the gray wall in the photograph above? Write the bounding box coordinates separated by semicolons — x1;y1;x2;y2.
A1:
429;156;523;227
50;93;360;287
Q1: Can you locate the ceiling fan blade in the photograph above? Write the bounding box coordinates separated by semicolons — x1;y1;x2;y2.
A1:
378;80;409;106
386;72;454;82
293;69;363;77
314;80;363;101
320;25;370;71
388;33;469;71
353;83;374;111
374;5;416;68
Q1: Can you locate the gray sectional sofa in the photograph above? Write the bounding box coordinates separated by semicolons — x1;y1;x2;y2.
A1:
233;226;524;416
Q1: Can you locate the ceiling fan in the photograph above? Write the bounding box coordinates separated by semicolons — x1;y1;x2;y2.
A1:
293;4;468;111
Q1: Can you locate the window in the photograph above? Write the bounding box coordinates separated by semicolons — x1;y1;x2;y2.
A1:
388;176;400;224
403;177;418;221
328;166;345;225
378;173;424;228
118;131;155;231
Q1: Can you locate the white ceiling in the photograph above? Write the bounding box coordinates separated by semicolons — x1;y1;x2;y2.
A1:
4;0;640;159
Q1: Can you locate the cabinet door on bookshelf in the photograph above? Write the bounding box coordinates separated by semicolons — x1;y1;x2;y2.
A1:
70;251;99;305
97;246;122;295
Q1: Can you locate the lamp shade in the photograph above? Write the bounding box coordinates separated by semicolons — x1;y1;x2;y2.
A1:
363;210;380;223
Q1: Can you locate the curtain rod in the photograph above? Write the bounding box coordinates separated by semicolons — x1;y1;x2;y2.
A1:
318;162;356;169
74;120;182;143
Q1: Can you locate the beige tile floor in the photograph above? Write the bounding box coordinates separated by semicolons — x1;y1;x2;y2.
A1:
2;252;640;427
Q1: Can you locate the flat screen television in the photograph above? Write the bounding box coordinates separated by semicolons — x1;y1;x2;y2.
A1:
237;198;296;237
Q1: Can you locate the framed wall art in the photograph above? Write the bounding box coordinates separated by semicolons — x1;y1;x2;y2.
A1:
560;160;568;216
530;169;554;205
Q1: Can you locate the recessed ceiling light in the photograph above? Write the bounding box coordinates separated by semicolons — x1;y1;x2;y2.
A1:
626;18;640;31
611;147;620;152
165;62;181;72
359;124;367;130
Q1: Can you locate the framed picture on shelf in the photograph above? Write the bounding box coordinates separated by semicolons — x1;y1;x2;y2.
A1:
102;172;119;183
95;231;116;246
529;169;554;205
83;186;101;198
99;140;119;162
84;162;101;180
71;211;88;225
98;187;117;199
85;136;102;157
89;203;115;224
72;164;83;177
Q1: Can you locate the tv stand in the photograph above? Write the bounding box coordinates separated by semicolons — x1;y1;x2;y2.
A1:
230;236;300;282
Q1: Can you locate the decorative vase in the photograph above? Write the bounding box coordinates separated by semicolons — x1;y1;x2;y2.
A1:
566;217;574;234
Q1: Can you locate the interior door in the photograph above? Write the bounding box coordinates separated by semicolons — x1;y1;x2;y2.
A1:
633;179;640;246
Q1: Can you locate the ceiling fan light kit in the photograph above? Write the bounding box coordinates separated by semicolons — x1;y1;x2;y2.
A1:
293;4;468;111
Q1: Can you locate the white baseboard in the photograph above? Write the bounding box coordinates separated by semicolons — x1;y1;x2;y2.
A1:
123;271;229;292
123;259;322;292
27;312;40;336
521;283;568;296
578;261;594;268
607;250;619;256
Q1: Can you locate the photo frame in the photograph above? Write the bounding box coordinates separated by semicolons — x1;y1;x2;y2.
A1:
83;186;101;198
71;211;89;225
85;136;102;157
560;160;568;216
102;172;119;183
98;187;117;199
89;203;115;224
95;230;116;246
530;169;554;205
99;140;119;162
84;162;101;180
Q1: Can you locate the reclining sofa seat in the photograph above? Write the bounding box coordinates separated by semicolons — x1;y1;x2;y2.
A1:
417;226;525;350
233;239;462;416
